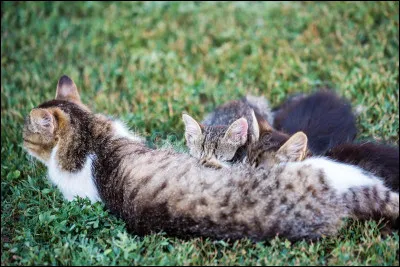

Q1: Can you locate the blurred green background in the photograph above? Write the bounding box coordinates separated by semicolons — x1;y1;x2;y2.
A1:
1;1;399;265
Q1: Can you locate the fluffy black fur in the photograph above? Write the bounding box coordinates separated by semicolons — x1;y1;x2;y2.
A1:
273;90;357;155
325;142;399;192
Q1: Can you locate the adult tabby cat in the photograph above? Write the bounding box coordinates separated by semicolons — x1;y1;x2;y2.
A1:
22;75;399;242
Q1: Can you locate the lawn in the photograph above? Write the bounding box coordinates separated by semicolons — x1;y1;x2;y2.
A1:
1;1;399;265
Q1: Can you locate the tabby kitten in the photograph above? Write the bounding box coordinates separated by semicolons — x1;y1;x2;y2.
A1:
183;96;272;168
23;75;398;242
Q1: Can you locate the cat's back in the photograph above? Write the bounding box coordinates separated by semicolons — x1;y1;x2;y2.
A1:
273;90;357;155
202;99;251;126
94;138;344;241
243;95;273;123
202;95;272;125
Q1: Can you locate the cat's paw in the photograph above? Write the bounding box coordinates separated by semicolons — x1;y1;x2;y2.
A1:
200;157;225;169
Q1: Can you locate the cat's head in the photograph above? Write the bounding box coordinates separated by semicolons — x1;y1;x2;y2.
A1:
182;113;249;168
23;75;92;167
247;113;309;169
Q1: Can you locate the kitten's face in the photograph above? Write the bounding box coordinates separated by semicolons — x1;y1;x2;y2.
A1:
182;114;248;168
247;115;308;169
23;76;90;165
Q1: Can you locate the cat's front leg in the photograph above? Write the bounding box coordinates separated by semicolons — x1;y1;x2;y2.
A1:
200;157;227;169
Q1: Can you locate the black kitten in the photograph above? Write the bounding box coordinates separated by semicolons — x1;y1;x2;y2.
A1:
273;90;357;155
325;142;399;192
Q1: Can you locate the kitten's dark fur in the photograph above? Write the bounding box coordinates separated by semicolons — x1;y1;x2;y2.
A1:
250;113;399;193
273;90;357;155
326;142;399;192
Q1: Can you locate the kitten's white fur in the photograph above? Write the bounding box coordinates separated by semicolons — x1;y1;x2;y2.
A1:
291;157;384;194
48;145;100;203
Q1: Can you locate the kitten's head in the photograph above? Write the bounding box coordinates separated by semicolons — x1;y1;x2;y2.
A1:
247;114;309;169
23;75;91;166
182;113;249;168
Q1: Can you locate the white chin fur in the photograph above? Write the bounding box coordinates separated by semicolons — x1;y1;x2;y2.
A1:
48;145;100;203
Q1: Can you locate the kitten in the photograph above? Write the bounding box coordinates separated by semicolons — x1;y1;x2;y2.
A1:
249;114;399;193
246;122;399;223
23;75;398;242
325;142;399;192
247;113;308;170
182;96;273;168
273;90;357;155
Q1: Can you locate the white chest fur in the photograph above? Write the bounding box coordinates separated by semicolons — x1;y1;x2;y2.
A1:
47;145;100;203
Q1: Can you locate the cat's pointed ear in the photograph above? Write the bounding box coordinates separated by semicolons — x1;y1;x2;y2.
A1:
223;118;248;145
56;75;81;104
249;109;260;143
277;132;308;162
30;108;55;134
182;113;202;143
254;110;273;134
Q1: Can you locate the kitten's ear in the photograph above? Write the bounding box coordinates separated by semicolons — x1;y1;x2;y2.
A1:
277;132;308;162
56;75;81;104
223;118;248;145
249;109;260;143
254;111;273;133
30;108;55;134
182;113;202;143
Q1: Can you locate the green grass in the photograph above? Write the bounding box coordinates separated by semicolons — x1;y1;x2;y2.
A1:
1;1;399;265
